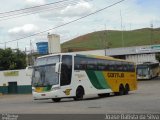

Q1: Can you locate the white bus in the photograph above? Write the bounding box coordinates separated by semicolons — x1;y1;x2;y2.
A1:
32;53;137;102
137;62;159;80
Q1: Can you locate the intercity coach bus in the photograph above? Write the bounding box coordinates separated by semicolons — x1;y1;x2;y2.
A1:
31;53;137;102
137;62;159;80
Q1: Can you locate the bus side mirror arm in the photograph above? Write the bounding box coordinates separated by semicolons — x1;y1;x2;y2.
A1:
55;62;61;73
25;66;33;77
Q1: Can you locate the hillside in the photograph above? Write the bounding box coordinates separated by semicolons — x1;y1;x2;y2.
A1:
61;28;160;52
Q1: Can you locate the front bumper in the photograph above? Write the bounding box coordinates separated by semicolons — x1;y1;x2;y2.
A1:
32;90;63;100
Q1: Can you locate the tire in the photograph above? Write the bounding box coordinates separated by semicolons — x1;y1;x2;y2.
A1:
98;93;110;98
124;84;130;95
74;86;84;101
52;98;61;102
157;73;159;77
119;85;125;95
115;84;125;96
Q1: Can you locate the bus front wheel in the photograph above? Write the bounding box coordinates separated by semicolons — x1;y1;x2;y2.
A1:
74;86;84;101
115;84;125;96
52;98;61;102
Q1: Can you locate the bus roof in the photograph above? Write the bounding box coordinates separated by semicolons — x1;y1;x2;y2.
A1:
37;53;134;63
75;54;133;63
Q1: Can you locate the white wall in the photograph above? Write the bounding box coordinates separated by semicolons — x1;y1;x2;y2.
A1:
126;54;158;64
0;69;32;86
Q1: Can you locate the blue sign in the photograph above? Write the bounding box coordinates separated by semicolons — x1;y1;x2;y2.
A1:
36;42;48;54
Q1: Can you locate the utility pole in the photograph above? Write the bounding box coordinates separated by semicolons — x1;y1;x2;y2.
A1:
30;40;33;65
95;30;101;49
120;10;124;47
17;41;19;49
25;47;29;66
4;42;6;49
150;23;153;45
130;23;132;31
104;24;107;56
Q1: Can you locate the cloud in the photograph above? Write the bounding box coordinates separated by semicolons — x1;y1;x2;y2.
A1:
1;0;160;50
86;0;160;31
25;0;46;5
40;0;93;20
8;24;38;35
60;0;93;17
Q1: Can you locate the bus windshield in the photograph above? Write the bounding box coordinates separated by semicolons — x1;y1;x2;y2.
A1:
137;66;149;76
32;65;59;87
32;55;60;87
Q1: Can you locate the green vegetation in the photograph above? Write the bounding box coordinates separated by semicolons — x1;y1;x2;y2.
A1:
62;28;160;51
0;48;26;70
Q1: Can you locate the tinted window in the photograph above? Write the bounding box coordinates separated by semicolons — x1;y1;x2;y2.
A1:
86;58;97;70
60;55;72;86
75;57;87;70
74;56;135;72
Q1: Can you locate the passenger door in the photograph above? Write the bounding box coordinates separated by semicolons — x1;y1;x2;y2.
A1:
60;55;72;96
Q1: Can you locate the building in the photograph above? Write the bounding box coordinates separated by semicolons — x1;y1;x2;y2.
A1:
0;69;32;94
74;44;160;64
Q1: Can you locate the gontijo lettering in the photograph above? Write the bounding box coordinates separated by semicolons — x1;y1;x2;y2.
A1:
107;73;124;78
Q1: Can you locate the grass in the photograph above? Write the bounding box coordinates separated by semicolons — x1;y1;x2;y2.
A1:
61;28;160;52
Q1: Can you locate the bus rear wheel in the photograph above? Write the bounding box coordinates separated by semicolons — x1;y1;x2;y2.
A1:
74;86;84;101
52;98;61;102
124;84;130;95
119;85;125;95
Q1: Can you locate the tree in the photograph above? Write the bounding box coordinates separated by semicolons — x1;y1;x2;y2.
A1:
0;48;27;70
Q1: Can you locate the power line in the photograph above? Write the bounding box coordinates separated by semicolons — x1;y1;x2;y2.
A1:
0;0;90;20
0;0;126;45
0;1;80;21
0;0;70;15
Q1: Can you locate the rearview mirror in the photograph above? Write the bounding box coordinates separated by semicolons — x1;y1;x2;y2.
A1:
25;66;33;77
55;62;61;73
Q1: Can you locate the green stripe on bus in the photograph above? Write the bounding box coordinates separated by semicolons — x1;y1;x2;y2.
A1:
43;86;52;92
86;70;103;89
86;70;109;89
94;71;110;89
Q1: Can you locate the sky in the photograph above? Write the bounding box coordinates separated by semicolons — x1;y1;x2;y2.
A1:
0;0;160;51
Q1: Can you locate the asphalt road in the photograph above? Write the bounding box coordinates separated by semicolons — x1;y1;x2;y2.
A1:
0;78;160;114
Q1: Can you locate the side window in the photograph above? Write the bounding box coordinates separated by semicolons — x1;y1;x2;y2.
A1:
103;60;110;70
97;59;106;71
87;58;97;70
120;62;124;71
74;57;87;70
123;63;128;71
129;63;135;72
108;61;115;71
60;55;72;86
